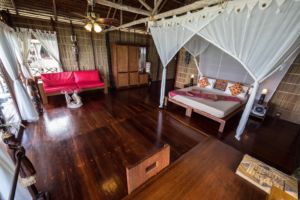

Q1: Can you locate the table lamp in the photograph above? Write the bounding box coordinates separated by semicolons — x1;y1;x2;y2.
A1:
190;74;194;86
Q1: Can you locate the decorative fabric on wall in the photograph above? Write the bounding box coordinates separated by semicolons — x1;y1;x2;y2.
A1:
32;30;62;71
148;0;300;139
0;22;39;122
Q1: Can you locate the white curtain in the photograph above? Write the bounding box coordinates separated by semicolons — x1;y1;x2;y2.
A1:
183;35;210;78
148;0;300;139
0;144;32;200
32;30;62;71
183;35;210;58
200;44;254;84
0;22;38;122
14;29;33;79
198;0;300;139
150;25;195;107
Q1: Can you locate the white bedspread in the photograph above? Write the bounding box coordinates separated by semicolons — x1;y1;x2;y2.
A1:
169;86;246;118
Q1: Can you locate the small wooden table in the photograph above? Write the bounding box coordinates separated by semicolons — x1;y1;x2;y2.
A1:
250;100;268;121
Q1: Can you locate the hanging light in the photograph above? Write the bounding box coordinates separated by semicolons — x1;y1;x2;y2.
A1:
93;23;102;33
84;22;93;32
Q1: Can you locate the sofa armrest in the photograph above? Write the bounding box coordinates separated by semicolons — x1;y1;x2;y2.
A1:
37;79;48;104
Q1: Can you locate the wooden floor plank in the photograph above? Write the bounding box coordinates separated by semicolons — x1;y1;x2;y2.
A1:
19;81;299;200
125;138;266;200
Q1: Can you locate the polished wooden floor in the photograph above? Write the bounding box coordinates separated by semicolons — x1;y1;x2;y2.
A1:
22;81;299;200
23;85;208;200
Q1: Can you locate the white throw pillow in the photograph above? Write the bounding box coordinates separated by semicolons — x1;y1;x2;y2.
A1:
225;82;249;99
198;77;216;89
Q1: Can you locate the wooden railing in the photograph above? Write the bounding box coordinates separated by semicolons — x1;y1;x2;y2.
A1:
9;146;24;200
0;107;49;200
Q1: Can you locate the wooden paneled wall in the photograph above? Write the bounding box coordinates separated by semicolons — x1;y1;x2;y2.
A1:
108;30;177;81
269;53;300;124
175;48;198;88
11;16;172;83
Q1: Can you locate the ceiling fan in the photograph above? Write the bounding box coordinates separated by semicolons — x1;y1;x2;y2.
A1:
71;0;119;33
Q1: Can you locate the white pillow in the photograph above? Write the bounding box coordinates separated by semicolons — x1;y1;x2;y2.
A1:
198;77;216;89
225;83;249;99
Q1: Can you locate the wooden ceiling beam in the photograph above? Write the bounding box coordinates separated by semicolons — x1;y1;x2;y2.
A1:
152;0;163;15
106;0;115;18
10;0;19;15
138;0;152;12
52;0;57;21
94;0;150;16
134;5;144;20
105;0;220;32
158;0;167;13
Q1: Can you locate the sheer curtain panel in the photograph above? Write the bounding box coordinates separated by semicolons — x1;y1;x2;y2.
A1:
0;22;38;122
15;29;34;79
32;30;62;71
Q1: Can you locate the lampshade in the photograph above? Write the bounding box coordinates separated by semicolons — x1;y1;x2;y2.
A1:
93;23;102;33
84;23;93;32
190;74;194;78
261;88;268;94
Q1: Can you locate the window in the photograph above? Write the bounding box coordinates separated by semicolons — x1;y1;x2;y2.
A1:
27;39;59;76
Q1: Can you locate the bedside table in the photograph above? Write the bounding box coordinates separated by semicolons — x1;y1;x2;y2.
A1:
250;100;268;121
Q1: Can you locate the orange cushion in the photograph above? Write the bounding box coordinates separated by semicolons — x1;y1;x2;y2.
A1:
229;82;244;96
198;77;210;88
214;79;228;91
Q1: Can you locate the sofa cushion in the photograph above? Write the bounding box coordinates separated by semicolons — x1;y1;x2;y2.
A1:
44;84;79;94
74;70;101;84
77;81;105;89
41;72;75;87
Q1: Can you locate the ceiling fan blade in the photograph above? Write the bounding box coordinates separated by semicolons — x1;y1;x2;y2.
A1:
96;18;120;26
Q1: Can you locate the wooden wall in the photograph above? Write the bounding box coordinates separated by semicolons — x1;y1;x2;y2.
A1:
175;48;198;88
108;30;176;81
269;53;300;124
11;16;175;84
13;16;109;79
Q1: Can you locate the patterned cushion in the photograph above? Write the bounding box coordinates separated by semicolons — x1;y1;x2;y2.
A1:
229;82;244;96
198;77;210;88
214;79;228;91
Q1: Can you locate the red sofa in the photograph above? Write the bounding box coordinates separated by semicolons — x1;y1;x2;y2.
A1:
38;70;107;104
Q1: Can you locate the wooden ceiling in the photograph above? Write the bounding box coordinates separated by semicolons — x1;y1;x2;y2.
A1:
0;0;187;29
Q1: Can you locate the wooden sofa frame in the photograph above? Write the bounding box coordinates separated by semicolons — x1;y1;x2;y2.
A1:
164;96;244;135
37;77;108;104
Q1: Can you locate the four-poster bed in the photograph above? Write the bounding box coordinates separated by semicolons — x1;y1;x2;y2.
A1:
165;82;248;134
148;0;300;140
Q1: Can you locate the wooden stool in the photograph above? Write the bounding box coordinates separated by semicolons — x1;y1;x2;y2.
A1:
126;144;170;194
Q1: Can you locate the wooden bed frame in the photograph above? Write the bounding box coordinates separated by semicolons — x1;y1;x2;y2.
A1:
164;96;244;135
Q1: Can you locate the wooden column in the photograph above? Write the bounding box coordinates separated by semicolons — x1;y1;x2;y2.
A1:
105;32;115;89
90;32;97;70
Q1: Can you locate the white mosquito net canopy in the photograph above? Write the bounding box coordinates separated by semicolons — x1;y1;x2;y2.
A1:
148;0;300;140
